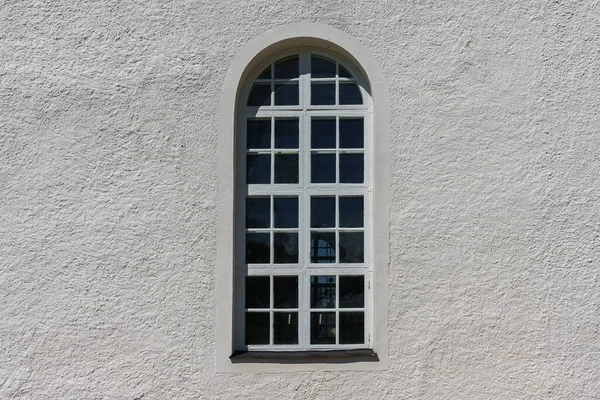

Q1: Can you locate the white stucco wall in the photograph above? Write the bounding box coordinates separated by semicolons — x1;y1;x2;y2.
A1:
1;1;599;398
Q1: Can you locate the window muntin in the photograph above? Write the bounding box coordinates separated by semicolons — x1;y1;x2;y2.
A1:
237;50;371;351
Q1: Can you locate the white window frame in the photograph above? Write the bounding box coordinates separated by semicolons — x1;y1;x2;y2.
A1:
216;23;390;372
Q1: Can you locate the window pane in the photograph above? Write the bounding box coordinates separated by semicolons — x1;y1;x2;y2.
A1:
274;83;299;105
339;64;353;78
274;154;298;184
310;276;336;308
246;232;270;263
274;312;298;344
339;153;363;183
274;276;298;308
339;82;362;105
311;196;335;228
339;276;364;308
339;312;364;344
311;56;336;78
258;65;271;79
273;197;298;228
311;312;336;344
311;153;336;183
273;232;298;264
246;197;270;228
339;118;364;149
274;55;299;79
274;118;299;149
247;119;271;149
311;82;335;105
311;118;336;149
246;154;270;184
339;232;364;263
245;276;270;308
310;232;336;263
339;196;363;228
247;83;271;106
245;312;269;345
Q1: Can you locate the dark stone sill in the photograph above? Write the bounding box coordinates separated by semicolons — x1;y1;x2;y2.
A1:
230;349;379;364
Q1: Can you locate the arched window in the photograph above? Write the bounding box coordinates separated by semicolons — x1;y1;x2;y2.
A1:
235;49;373;351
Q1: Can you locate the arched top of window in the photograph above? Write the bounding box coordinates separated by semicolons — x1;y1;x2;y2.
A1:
244;50;368;109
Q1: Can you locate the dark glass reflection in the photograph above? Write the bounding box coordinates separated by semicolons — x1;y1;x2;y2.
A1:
311;153;336;183
274;83;299;105
339;153;363;183
245;276;270;308
311;118;336;149
274;154;298;184
246;154;270;184
274;312;298;344
274;55;299;79
275;118;299;149
339;118;364;149
311;312;336;344
246;232;270;264
339;276;364;308
339;82;362;105
339;64;353;78
339;232;364;263
273;233;298;264
310;232;336;263
274;197;298;228
258;65;271;79
310;276;336;308
311;197;335;228
247;119;271;149
311;56;336;78
339;196;363;228
246;197;270;228
311;82;335;105
339;312;364;344
245;312;269;345
247;83;271;106
274;276;298;308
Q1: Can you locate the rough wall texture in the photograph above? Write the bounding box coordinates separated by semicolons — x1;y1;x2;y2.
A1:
1;0;599;398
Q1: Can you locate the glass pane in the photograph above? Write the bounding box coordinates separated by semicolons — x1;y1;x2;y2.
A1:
339;276;364;308
274;276;298;308
311;118;336;149
274;154;298;184
245;276;270;308
311;312;336;344
339;232;364;263
246;197;270;228
274;197;298;228
311;56;336;78
245;312;269;345
311;232;336;263
273;232;298;264
339;118;364;149
339;82;362;105
310;276;336;308
311;153;336;183
274;312;298;344
339;153;363;183
247;119;271;149
274;55;299;79
274;83;299;105
258;65;271;79
275;118;299;149
247;83;271;106
339;312;364;344
339;196;363;228
311;196;335;228
311;82;335;105
246;154;270;184
339;64;352;78
246;232;270;263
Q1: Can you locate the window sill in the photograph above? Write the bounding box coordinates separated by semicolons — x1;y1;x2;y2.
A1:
230;349;378;364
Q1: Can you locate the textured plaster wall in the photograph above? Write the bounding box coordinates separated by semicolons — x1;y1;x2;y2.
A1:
1;0;599;398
